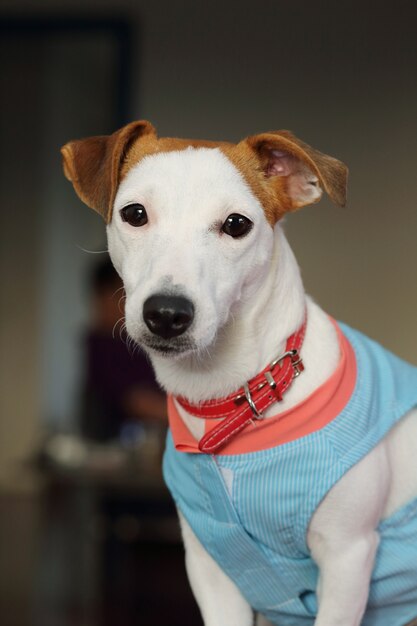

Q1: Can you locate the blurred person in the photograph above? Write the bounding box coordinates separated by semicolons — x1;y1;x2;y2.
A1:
80;257;167;442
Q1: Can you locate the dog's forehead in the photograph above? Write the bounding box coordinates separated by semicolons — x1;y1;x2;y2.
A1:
121;135;233;177
116;146;264;213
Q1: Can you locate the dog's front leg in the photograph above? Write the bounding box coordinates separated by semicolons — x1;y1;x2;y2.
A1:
178;511;254;626
307;444;390;626
309;529;379;626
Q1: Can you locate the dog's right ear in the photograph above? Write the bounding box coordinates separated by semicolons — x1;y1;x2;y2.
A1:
61;120;156;223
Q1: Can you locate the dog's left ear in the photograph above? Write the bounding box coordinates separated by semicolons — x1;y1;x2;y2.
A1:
61;120;156;223
243;131;348;218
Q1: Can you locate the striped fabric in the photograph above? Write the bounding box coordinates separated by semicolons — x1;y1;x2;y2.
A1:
163;323;417;626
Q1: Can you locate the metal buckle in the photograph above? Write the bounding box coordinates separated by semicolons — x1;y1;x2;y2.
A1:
269;348;296;369
270;348;304;378
289;349;304;377
243;382;264;419
264;370;282;401
233;348;304;411
234;380;267;406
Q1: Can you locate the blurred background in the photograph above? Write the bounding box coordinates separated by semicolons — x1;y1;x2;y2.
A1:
0;1;416;625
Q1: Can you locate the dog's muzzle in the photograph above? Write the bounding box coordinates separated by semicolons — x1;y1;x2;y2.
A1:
143;294;194;339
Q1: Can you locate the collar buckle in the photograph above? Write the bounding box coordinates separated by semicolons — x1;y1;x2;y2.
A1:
178;315;308;454
264;370;283;401
290;349;304;377
239;347;305;415
243;382;264;420
270;348;304;378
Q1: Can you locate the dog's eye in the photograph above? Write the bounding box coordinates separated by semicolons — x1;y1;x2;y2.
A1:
120;203;148;227
221;213;253;238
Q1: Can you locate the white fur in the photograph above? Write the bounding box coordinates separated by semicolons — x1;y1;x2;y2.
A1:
107;146;417;626
178;510;254;626
109;147;275;387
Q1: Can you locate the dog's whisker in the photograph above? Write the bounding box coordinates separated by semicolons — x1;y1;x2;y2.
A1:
76;245;109;254
118;295;127;311
121;322;141;357
112;315;125;339
119;322;127;342
112;286;125;298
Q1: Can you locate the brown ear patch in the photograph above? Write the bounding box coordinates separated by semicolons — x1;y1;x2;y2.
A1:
61;120;156;222
229;131;348;223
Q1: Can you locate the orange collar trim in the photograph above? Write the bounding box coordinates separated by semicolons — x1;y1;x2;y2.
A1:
167;321;357;455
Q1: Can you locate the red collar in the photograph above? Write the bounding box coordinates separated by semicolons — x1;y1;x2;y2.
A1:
175;317;307;453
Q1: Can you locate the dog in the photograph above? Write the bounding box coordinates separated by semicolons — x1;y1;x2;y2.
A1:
62;121;417;626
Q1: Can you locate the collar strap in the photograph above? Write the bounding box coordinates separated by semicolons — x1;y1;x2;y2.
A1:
175;317;307;453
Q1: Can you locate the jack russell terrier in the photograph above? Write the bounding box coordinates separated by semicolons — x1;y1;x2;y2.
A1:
62;121;417;626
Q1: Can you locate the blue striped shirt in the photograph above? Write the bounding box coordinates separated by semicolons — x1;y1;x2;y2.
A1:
163;323;417;625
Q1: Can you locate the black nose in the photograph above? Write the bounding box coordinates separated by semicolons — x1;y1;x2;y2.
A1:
143;295;194;339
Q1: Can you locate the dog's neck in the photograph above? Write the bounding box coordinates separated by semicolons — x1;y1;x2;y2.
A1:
150;226;341;415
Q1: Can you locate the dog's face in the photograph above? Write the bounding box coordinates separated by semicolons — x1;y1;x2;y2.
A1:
62;121;347;359
108;147;274;357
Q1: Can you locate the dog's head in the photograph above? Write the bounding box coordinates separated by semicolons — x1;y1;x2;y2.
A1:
62;121;347;359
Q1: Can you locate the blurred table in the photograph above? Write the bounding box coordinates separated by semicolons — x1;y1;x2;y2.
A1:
32;433;203;626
